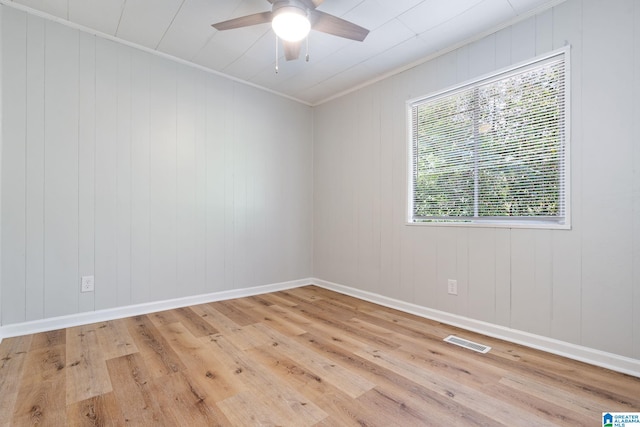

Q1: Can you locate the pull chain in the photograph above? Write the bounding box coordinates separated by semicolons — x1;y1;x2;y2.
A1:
305;35;310;62
275;35;279;73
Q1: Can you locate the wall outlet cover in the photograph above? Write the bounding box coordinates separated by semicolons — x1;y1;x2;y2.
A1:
81;275;94;292
447;279;458;295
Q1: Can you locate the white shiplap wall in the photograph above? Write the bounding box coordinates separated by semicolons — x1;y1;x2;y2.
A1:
0;5;313;325
314;0;640;360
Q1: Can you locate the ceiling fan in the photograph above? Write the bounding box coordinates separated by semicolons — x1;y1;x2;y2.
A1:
211;0;370;62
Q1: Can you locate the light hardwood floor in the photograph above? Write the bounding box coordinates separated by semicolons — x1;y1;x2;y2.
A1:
0;285;638;426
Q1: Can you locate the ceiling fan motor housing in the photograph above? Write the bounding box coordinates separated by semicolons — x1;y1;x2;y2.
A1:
272;0;311;42
272;0;310;16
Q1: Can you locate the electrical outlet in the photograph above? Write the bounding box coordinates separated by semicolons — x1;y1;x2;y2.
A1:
447;279;458;295
81;275;94;293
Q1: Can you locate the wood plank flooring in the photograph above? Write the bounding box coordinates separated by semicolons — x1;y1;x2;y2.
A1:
1;285;639;426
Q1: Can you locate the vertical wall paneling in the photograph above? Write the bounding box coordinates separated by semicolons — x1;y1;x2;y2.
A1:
251;92;271;285
193;70;207;296
94;38;118;310
253;91;267;284
356;89;377;291
399;65;419;301
580;0;634;357
276;94;313;281
435;227;457;314
247;88;267;283
369;89;383;295
318;99;347;285
467;35;495;79
257;91;273;283
347;95;361;289
78;32;96;313
0;5;3;325
344;98;360;288
328;97;356;286
288;96;313;280
535;9;554;55
130;50;150;304
338;94;355;284
510;17;536;63
301;108;313;277
176;66;197;297
204;76;227;292
508;230;540;334
494;26;512;70
255;92;284;285
455;46;470;90
312;104;333;283
320;92;343;290
116;45;132;307
392;79;410;302
43;21;79;318
284;94;313;281
347;97;359;289
244;88;267;287
633;0;640;360
148;56;177;301
467;228;497;324
405;53;434;101
267;93;293;282
494;228;511;327
549;0;583;344
313;105;330;282
232;84;248;289
535;230;553;335
411;226;437;308
231;84;250;289
376;81;397;298
455;228;469;316
436;53;458;95
25;14;45;320
398;225;414;303
223;84;236;290
550;229;581;343
1;8;26;324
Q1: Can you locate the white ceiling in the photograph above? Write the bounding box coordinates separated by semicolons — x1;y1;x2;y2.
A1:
5;0;562;105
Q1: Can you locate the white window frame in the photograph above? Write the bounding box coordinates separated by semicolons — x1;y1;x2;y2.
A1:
407;47;571;229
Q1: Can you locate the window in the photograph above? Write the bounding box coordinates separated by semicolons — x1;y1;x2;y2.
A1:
408;48;569;228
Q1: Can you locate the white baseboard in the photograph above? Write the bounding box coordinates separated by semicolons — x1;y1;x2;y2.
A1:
311;278;640;378
2;277;639;379
0;278;309;342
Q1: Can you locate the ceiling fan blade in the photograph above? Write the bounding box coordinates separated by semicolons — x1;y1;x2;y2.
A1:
309;10;369;42
283;40;302;61
211;12;272;31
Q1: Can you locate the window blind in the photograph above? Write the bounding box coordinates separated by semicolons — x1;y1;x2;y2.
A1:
409;51;568;227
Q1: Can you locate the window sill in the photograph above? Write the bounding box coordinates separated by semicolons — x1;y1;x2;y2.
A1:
405;220;571;230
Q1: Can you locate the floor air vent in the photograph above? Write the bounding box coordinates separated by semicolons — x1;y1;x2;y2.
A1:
444;335;491;353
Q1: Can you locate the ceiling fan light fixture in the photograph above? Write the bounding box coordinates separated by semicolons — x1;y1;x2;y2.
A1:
272;6;310;42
